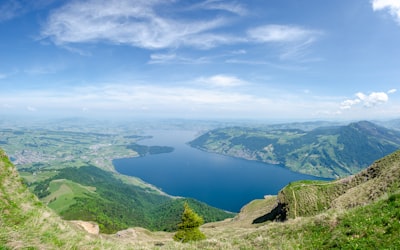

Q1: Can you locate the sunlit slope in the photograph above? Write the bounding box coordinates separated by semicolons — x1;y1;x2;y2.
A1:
0;148;180;249
27;165;233;234
0;149;110;249
261;149;400;220
190;121;400;178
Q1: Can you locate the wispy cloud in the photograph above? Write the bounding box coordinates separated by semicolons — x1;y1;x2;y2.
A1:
41;0;241;50
148;53;215;64
40;0;321;61
0;0;56;22
247;25;320;43
372;0;400;24
247;24;322;60
148;53;178;64
0;0;22;22
194;0;247;16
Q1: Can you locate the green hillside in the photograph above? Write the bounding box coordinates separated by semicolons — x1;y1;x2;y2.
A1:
0;149;114;249
190;121;400;178
2;147;400;249
27;165;233;234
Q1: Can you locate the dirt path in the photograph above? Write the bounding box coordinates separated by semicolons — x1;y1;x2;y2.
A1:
71;220;99;235
292;189;297;218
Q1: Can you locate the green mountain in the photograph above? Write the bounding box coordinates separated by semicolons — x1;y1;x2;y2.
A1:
26;164;233;234
2;147;400;249
189;121;400;178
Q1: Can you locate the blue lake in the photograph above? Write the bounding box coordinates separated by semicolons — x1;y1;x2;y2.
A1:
113;129;327;212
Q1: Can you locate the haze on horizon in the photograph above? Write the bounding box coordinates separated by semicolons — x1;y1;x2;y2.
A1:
0;0;399;121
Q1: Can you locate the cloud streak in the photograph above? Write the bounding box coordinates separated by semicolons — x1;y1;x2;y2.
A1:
247;24;322;60
194;0;247;16
247;25;320;43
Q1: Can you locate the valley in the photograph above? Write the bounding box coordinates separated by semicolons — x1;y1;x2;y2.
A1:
1;118;400;249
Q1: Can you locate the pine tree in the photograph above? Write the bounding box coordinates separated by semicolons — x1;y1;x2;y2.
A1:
173;202;206;242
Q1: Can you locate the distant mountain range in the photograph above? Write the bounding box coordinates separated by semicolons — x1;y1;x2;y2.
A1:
189;121;400;178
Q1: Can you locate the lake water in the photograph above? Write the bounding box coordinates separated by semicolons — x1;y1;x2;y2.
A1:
113;129;326;212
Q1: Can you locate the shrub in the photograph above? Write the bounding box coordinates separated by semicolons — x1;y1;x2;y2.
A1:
173;202;206;243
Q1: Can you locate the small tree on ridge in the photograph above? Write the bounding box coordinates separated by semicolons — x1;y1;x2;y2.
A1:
173;202;206;243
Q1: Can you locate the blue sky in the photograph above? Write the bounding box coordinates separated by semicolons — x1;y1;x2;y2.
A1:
0;0;399;120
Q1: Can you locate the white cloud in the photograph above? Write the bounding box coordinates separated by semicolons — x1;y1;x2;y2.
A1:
247;24;322;61
340;98;361;110
41;0;239;50
340;90;395;110
149;53;177;64
41;1;320;57
247;25;320;43
356;92;389;107
372;0;400;24
195;0;247;16
197;74;246;87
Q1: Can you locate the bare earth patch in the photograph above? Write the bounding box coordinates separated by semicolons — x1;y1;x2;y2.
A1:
71;220;99;235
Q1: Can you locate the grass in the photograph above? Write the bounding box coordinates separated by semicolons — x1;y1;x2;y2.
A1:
44;179;97;213
300;193;400;249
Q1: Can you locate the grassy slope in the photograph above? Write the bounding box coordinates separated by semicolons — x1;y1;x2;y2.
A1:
44;179;97;212
0;149;110;249
29;165;233;234
0;148;183;249
2;147;400;249
278;149;400;219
